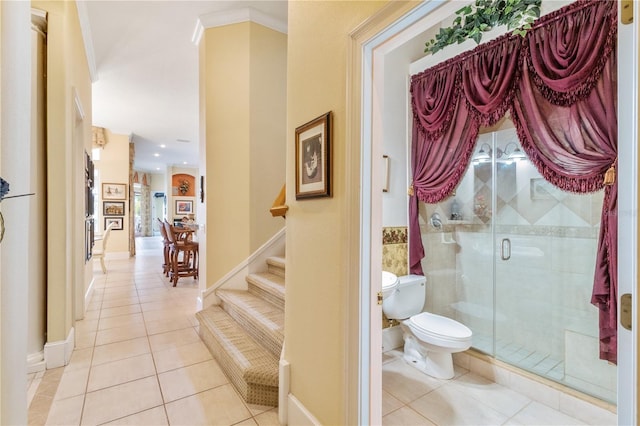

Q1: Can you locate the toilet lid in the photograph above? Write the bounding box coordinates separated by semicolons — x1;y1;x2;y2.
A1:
409;312;472;341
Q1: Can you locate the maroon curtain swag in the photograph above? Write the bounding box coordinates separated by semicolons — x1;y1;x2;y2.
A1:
409;0;618;362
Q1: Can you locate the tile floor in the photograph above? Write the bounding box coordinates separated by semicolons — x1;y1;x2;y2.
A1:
382;349;617;425
28;237;279;426
27;237;617;426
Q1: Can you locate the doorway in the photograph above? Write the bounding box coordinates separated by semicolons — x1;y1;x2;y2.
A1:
357;1;637;424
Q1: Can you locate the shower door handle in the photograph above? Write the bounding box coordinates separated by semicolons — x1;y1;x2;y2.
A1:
501;238;511;261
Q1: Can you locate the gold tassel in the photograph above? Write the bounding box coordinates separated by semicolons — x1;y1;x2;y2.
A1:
603;160;616;186
407;184;414;196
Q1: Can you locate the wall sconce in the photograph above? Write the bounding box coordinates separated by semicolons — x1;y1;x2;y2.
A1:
472;141;527;165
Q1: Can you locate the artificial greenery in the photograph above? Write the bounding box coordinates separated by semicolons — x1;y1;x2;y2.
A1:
424;0;541;54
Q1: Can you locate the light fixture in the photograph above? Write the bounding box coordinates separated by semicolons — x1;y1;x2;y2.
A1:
153;153;160;157
504;142;526;162
160;144;166;148
473;143;492;164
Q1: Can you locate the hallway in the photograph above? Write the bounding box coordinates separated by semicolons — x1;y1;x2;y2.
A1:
27;237;279;425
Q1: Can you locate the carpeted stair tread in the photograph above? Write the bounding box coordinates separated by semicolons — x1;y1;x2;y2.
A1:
196;306;279;406
266;256;285;277
246;272;285;309
217;289;283;357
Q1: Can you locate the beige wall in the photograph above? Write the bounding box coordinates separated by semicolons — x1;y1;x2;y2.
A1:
285;2;389;424
200;21;286;286
32;0;92;343
95;129;130;253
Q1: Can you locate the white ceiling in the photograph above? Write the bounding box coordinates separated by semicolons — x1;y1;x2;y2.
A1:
81;0;288;172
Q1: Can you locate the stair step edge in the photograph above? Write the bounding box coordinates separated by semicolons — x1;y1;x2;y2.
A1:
196;307;278;386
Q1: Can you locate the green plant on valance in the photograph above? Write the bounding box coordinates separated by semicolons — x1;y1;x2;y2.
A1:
424;0;541;54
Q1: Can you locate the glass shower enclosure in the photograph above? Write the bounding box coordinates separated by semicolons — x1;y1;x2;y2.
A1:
421;124;616;403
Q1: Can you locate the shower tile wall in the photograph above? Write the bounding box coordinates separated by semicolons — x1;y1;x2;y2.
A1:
418;157;615;402
382;227;408;329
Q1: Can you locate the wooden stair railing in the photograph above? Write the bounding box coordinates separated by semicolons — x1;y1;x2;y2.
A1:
270;184;288;218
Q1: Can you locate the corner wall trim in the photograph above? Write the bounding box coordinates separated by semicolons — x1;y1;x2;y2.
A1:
43;327;75;369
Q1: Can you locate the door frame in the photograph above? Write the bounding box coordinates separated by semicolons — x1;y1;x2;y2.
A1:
354;1;637;424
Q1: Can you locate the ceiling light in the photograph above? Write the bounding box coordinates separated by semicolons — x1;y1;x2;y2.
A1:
183;161;187;165
177;139;190;143
160;144;166;148
156;167;160;171
154;153;160;157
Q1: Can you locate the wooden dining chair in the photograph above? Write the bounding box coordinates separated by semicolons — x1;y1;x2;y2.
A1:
158;218;171;276
163;220;198;286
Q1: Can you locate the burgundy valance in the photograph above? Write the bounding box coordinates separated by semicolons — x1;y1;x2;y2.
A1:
409;0;618;362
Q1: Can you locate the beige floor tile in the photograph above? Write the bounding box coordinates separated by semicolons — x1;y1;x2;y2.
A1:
148;327;200;353
145;316;193;336
506;401;587;425
253;408;279;425
382;389;404;416
95;323;147;346
382;359;443;404
65;348;94;372
75;319;99;335
98;313;145;331
75;331;97;349
102;406;168;425
81;376;163;426
99;304;142;319
409;384;509;425
100;296;140;309
152;340;213;373
382;406;436;426
82;310;100;321
87;353;156;392
451;372;531;418
142;308;190;323
235;419;258;426
164;384;251;426
91;337;150;366
45;394;84;426
55;367;90;401
102;288;138;300
158;359;228;402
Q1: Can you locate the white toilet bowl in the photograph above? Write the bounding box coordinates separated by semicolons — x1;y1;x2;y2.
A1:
401;312;472;379
381;273;473;379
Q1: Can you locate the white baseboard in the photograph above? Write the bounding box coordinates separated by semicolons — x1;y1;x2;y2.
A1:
27;351;46;374
382;325;403;352
287;394;321;426
279;357;290;425
201;227;285;308
44;327;75;369
84;277;95;314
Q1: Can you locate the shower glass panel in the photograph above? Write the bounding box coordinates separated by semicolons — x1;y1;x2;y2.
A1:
422;123;616;403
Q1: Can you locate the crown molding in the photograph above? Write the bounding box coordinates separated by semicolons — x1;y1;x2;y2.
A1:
192;7;287;46
75;1;98;83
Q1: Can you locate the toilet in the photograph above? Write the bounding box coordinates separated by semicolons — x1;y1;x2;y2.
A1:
382;273;472;379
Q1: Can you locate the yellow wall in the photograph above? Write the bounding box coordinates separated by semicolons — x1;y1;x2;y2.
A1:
249;24;287;251
200;21;286;285
32;0;92;342
96;129;130;253
285;2;388;424
0;3;3;422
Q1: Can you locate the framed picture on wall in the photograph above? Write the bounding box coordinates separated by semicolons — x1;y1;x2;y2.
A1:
102;183;127;200
104;216;123;231
103;201;125;216
175;200;193;215
295;111;332;199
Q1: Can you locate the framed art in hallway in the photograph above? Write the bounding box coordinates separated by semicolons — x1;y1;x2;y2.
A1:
295;111;332;199
103;201;125;216
175;200;193;215
104;216;123;231
102;183;127;200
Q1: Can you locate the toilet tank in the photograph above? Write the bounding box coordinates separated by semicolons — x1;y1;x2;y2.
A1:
382;274;426;320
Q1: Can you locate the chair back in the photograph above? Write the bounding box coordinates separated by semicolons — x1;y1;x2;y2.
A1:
102;221;115;250
158;218;169;242
163;220;176;244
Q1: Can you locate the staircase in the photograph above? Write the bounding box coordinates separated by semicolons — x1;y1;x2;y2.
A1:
196;256;285;407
